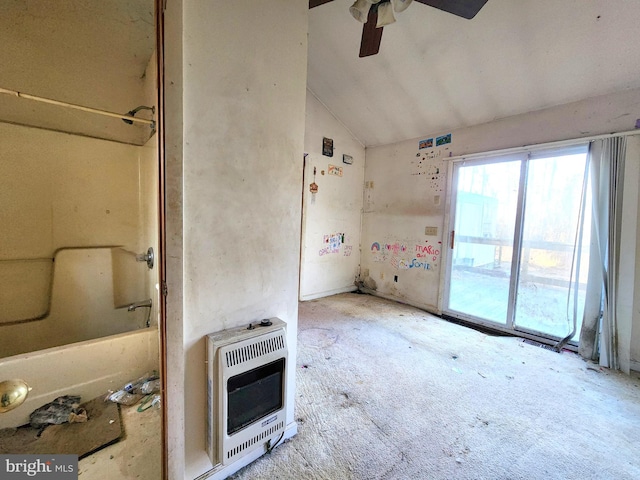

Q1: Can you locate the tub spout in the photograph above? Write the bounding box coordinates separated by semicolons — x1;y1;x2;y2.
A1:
128;299;152;311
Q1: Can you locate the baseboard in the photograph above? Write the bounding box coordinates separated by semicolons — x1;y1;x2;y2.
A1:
299;285;357;301
358;287;440;316
630;360;640;375
197;422;298;480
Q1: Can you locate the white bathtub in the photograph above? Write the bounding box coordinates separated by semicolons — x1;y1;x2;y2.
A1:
1;247;153;359
0;327;159;429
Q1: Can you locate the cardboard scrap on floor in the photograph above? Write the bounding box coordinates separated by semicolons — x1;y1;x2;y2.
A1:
0;395;123;458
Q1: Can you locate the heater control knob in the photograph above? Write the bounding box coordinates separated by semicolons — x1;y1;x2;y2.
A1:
260;319;273;327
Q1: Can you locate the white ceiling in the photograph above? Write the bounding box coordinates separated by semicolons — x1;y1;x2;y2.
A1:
308;0;640;147
1;1;638;147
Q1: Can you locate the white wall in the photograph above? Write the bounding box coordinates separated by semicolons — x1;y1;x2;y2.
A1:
361;88;640;363
164;1;308;478
300;91;365;300
361;139;447;310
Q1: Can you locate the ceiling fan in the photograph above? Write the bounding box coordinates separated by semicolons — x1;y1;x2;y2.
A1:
309;0;488;57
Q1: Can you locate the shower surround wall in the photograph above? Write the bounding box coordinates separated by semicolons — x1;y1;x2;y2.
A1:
0;122;159;356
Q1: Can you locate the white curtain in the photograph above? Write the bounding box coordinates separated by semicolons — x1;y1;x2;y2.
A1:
578;136;627;369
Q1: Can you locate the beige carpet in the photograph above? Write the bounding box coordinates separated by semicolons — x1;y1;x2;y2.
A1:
231;293;640;480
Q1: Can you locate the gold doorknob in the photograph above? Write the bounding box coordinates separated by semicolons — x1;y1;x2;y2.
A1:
0;379;31;413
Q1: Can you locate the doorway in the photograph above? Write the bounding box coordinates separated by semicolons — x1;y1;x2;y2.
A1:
443;145;590;344
0;1;163;477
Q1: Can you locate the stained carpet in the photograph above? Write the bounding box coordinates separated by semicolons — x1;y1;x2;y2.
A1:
231;293;640;480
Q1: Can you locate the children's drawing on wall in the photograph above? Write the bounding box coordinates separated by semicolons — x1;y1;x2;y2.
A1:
319;233;352;257
328;233;343;252
371;242;383;262
371;240;408;268
415;239;442;264
370;238;441;272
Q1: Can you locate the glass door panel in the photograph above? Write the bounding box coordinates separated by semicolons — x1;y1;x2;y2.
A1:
447;159;522;324
514;149;590;340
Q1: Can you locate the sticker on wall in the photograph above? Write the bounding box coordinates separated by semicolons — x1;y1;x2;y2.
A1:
328;164;343;177
364;181;375;213
419;138;433;149
435;133;452;146
322;137;334;157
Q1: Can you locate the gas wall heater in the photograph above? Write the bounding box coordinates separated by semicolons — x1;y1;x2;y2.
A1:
206;318;288;466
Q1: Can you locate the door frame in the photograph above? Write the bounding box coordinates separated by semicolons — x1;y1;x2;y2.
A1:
155;0;168;478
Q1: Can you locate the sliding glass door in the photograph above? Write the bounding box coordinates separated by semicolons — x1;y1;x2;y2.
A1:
443;145;590;343
446;156;523;326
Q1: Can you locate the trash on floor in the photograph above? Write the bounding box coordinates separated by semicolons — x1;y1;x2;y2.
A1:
0;395;122;458
106;372;160;406
137;394;161;412
29;395;84;429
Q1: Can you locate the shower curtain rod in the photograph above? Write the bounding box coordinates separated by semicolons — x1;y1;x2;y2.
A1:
0;86;154;126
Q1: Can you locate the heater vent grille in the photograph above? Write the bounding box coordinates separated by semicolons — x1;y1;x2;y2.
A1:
226;421;284;460
225;334;285;368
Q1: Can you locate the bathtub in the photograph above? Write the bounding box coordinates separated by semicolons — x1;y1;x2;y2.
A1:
0;246;159;429
1;247;154;358
0;327;159;429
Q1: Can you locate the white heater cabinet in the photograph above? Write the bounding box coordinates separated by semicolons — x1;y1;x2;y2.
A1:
206;318;288;467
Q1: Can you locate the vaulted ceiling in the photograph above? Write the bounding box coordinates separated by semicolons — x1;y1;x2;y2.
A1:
308;0;640;147
1;1;639;148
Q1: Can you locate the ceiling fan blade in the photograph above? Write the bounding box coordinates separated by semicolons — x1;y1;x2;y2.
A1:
309;0;334;8
414;0;488;19
359;8;384;57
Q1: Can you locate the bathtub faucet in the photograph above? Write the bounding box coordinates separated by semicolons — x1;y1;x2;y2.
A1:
128;299;152;311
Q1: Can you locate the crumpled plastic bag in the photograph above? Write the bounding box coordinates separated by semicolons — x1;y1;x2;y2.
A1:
106;372;160;405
